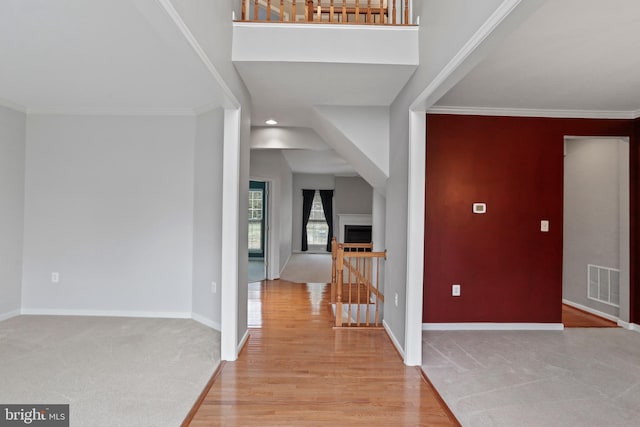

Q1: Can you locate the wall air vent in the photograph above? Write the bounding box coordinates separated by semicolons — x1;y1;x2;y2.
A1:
587;264;620;307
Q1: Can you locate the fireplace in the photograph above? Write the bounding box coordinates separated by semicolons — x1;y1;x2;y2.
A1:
344;225;372;244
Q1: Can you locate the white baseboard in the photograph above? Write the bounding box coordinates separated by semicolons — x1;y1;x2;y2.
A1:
20;308;192;319
562;299;619;323
383;319;406;360
422;322;564;331
0;309;21;322
237;330;250;354
280;253;292;277
191;313;222;331
617;320;640;333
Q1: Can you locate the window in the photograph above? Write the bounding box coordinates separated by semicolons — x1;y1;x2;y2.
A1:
307;191;328;246
248;188;263;253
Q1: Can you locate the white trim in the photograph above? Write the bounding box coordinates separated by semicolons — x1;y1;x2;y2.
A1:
562;299;619;323
193;102;221;115
191;313;222;331
26;107;197;117
617;321;640;333
403;110;425;367
232;21;417;32
422;322;564;331
0;98;26;113
428;106;636;120
383;320;406;360
221;108;242;361
20;308;192;319
157;0;240;109
0;310;21;322
237;330;250;354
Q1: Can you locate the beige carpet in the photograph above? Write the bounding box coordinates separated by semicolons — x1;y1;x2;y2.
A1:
0;315;220;427
280;253;332;284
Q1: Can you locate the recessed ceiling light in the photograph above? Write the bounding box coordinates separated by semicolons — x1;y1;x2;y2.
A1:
265;119;278;125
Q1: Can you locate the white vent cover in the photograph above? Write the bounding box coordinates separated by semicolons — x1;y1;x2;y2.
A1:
587;264;620;307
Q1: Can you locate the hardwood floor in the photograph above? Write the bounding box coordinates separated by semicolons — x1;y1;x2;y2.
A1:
562;304;619;328
187;279;459;426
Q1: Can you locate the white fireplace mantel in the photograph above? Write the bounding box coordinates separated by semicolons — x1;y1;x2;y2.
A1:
337;214;372;243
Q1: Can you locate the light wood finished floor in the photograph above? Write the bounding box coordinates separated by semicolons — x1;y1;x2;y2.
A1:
562;303;619;328
187;280;458;426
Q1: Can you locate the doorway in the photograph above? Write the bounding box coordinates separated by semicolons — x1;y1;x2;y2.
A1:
248;180;267;282
562;137;630;325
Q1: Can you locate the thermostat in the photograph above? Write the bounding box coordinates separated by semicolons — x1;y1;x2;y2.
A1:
472;203;486;214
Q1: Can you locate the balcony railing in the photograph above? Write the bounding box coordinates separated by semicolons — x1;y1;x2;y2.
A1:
240;0;410;25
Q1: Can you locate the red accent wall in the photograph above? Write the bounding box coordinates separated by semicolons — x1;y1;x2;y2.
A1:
424;115;636;324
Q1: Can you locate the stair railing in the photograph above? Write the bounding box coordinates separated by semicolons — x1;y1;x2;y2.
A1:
331;237;386;327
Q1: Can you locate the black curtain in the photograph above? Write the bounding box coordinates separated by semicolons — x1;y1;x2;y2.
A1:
301;189;315;251
319;190;334;252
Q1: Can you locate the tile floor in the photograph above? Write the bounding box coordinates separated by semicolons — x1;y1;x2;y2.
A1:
423;329;640;427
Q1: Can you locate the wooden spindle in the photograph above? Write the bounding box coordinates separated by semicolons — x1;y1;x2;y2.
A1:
379;0;384;24
267;0;271;20
317;0;322;22
367;0;371;23
355;0;359;22
280;0;284;21
254;0;258;20
404;0;409;24
329;0;334;22
241;0;246;20
342;0;347;22
292;0;297;22
392;0;396;24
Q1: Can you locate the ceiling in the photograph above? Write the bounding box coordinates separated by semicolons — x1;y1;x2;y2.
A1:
434;0;640;115
0;1;226;113
235;61;416;127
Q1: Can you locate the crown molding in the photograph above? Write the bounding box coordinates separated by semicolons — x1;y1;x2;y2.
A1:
193;102;221;115
0;98;27;113
25;106;198;116
428;105;638;120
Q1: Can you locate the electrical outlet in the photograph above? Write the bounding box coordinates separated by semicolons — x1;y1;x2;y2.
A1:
211;282;217;294
452;284;461;297
51;272;60;283
394;293;398;307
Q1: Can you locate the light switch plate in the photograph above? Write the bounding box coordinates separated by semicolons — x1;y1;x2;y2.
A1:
541;220;549;232
452;284;461;297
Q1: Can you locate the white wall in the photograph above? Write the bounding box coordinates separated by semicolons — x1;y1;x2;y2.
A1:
170;0;253;357
0;106;26;319
563;138;627;318
250;149;293;276
334;176;373;218
292;174;336;252
372;190;386;253
335;176;374;244
192;108;225;329
22;115;196;316
314;106;389;176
